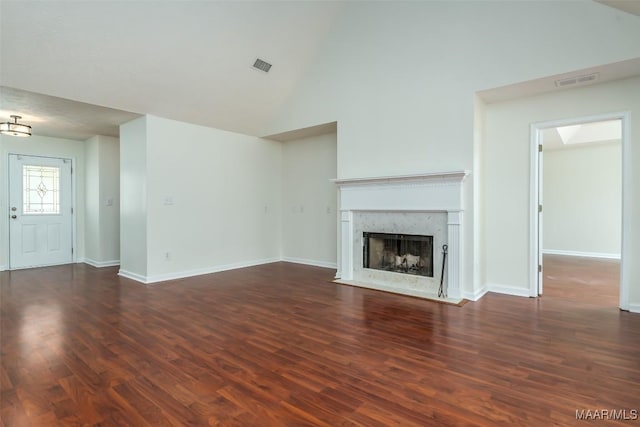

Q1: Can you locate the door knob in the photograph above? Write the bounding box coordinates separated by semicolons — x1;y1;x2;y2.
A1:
11;207;17;211
10;215;17;219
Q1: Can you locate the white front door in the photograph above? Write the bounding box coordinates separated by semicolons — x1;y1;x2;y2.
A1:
9;154;73;269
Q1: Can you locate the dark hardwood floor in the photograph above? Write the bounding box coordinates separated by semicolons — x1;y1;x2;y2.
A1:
1;258;638;426
543;254;621;307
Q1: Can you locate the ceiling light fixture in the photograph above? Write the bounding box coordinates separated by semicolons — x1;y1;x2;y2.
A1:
0;115;32;137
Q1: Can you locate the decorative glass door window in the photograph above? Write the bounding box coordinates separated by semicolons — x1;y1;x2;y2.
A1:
22;165;61;214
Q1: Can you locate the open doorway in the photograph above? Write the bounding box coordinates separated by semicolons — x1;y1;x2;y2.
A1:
531;114;628;309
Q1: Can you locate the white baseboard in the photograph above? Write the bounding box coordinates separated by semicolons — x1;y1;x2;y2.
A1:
119;257;281;285
488;284;533;298
84;258;120;268
281;257;337;270
0;265;6;272
627;303;640;314
118;269;148;284
543;249;620;260
463;286;488;301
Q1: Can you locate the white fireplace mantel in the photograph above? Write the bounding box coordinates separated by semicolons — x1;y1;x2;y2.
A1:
335;171;469;302
333;171;468;186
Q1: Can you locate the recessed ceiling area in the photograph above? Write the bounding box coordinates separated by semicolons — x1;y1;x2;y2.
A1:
542;119;621;150
595;0;640;16
264;122;337;142
477;57;640;104
0;86;140;141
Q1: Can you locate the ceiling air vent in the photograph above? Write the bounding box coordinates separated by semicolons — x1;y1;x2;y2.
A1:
253;58;272;73
555;72;599;88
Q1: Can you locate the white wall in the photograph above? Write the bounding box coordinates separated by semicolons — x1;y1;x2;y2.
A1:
99;136;120;263
0;134;86;269
120;115;283;283
281;133;337;268
473;95;487;296
84;135;120;266
85;137;100;262
483;77;640;309
120;117;148;278
543;142;621;258
265;1;640;176
262;0;640;300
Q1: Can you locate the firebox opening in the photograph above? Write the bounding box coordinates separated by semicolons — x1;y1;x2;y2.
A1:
363;232;434;277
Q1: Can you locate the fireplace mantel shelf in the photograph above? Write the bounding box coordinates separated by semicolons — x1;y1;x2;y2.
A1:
333;170;469;187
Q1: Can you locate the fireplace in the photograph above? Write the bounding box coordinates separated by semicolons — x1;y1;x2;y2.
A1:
363;232;434;277
334;171;468;302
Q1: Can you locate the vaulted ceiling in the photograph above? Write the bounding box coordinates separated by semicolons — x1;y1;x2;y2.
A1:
0;1;637;141
0;1;343;139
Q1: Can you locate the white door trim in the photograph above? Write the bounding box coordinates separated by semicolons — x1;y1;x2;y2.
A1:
5;153;77;269
530;111;630;310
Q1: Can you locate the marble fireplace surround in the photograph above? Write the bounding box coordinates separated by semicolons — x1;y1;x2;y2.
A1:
334;171;468;303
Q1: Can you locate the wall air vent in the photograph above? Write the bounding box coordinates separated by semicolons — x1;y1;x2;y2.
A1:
253;58;272;73
555;72;599;88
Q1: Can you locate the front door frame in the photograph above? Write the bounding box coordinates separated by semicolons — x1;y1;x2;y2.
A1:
530;112;630;310
5;153;77;269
